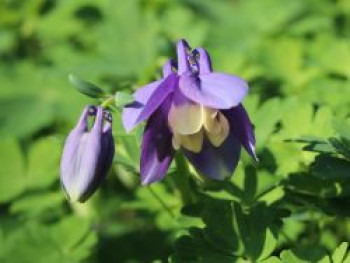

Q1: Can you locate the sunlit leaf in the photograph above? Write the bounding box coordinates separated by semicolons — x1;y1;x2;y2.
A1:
332;242;349;263
26;137;62;190
0;138;25;203
0;96;54;138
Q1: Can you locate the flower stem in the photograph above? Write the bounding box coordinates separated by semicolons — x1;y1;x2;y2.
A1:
100;96;115;108
174;153;194;205
147;186;176;220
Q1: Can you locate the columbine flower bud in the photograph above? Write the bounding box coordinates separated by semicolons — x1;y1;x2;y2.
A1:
60;105;115;202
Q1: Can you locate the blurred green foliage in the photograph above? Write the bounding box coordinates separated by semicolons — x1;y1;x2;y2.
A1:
0;0;349;262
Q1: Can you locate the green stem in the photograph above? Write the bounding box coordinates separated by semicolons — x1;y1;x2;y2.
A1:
147;186;176;220
101;96;115;108
174;153;194;205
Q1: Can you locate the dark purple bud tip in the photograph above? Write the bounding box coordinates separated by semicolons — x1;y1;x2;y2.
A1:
88;105;97;116
103;110;113;123
60;106;115;203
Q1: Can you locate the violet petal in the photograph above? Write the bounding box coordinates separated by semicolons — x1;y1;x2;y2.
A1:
179;73;248;109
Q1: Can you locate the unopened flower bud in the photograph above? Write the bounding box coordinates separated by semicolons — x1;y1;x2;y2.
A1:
60;105;115;202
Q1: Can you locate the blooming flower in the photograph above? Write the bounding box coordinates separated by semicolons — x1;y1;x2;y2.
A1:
60;105;115;202
123;39;256;184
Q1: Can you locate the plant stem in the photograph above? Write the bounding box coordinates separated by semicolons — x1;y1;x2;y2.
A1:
101;96;115;108
174;153;194;205
147;186;176;220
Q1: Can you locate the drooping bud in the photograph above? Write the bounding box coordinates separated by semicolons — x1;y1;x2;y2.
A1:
60;105;115;203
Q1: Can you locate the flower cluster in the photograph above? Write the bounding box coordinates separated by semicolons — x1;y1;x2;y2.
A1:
60;39;256;202
123;39;256;185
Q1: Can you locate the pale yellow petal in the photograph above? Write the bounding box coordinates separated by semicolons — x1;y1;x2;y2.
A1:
172;134;181;150
168;103;204;135
205;111;230;147
175;130;204;153
203;108;221;134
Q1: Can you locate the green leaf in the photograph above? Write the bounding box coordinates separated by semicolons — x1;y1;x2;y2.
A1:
26;137;62;190
258;38;303;81
332;242;349;263
280;247;330;263
309;37;350;77
344;251;350;263
260;256;281;263
329;137;350;159
312;155;350;180
0;138;25;203
10;191;64;217
303;142;336;154
0;229;4;261
254;98;283;149
333;120;350;140
287;136;336;154
183;198;286;261
69;74;105;98
258;186;285;206
114;91;134;108
171;230;240;263
0;96;54;138
202;200;242;255
1;216;97;263
233;203;281;261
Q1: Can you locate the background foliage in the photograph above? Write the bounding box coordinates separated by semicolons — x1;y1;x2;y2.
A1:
0;0;349;262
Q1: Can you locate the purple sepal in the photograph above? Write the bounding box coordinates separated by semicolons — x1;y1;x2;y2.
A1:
140;96;175;185
122;59;178;133
122;80;161;132
223;105;257;160
136;73;178;123
162;59;176;77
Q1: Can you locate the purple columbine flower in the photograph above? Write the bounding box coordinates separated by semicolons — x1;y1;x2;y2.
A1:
122;39;256;184
60;105;115;202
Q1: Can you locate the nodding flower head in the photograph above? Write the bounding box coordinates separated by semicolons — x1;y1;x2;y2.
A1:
60;105;115;203
122;39;256;185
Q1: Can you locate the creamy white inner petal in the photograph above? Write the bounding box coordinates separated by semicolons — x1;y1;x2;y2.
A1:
172;130;204;153
168;103;230;152
204;110;230;147
168;102;204;135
